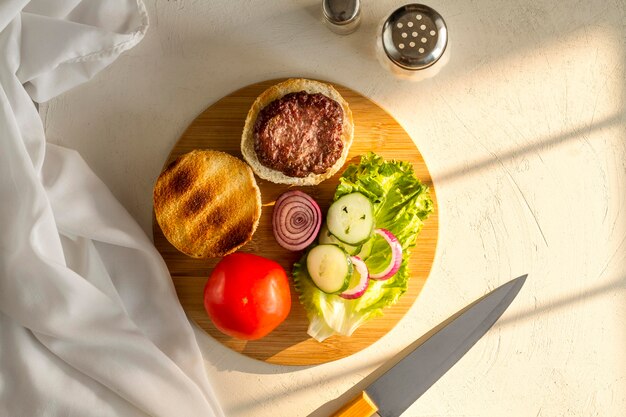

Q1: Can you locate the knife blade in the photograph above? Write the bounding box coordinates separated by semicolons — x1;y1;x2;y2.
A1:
331;274;527;417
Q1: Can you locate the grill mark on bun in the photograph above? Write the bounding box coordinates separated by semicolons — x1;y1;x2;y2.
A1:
215;223;251;255
183;188;212;217
170;167;196;196
206;205;226;227
188;184;256;257
190;199;231;245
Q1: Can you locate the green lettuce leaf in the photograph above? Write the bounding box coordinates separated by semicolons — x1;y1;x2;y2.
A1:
292;153;434;342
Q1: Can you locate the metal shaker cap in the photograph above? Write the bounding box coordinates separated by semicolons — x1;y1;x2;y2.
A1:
382;4;447;70
323;0;361;35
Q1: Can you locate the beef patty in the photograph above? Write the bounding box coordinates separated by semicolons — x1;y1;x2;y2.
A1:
253;91;344;178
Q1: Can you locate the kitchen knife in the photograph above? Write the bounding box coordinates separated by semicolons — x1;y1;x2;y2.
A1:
331;274;527;417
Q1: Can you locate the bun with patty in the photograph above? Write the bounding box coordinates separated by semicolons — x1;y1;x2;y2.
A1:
241;78;354;186
153;149;261;258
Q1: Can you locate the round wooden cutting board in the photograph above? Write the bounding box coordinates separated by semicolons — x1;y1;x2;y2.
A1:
152;79;438;366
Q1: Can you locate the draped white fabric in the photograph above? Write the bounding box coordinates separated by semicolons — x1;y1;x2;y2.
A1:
0;1;224;416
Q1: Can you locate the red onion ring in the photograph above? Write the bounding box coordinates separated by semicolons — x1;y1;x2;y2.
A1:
272;191;321;251
339;256;370;299
369;228;403;280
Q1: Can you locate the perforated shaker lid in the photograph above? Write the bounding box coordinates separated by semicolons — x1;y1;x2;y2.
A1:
382;4;448;70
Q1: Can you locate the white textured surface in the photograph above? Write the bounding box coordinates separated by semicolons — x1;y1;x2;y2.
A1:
41;1;626;416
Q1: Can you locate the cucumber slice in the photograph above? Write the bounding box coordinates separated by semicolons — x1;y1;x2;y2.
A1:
306;244;352;294
318;224;361;255
326;192;375;245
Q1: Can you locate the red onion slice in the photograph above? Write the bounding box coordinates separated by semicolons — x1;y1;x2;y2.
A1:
272;191;321;251
340;256;370;299
369;228;403;280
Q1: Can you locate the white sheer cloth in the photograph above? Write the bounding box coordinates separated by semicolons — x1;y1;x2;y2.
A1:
0;1;224;416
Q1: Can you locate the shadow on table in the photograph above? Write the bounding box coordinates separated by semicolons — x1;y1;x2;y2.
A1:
307;274;626;416
498;275;626;327
435;113;622;186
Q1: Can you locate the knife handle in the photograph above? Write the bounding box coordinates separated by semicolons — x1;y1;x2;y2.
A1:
331;391;380;417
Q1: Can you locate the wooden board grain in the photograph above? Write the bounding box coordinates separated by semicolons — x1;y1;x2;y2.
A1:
152;79;438;365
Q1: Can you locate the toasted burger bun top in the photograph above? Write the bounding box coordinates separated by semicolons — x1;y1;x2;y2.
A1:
153;150;261;258
241;78;354;186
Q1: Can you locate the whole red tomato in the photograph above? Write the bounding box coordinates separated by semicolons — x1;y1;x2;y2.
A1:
203;252;291;340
